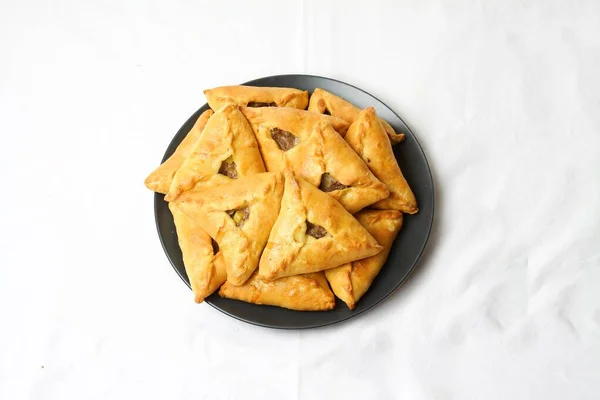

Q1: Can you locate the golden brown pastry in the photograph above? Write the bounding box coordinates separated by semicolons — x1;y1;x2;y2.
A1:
168;203;226;303
204;86;308;111
308;88;405;144
219;272;335;311
258;169;382;281
164;105;265;202
144;109;213;194
241;105;350;138
325;210;403;310
345;107;418;214
175;172;284;286
243;109;389;213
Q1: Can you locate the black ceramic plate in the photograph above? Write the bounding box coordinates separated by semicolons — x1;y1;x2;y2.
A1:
154;74;434;329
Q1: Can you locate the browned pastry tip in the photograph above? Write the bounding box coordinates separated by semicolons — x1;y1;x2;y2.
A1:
308;88;405;144
144;109;214;194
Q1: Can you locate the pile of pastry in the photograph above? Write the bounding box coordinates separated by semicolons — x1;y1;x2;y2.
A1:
145;86;417;311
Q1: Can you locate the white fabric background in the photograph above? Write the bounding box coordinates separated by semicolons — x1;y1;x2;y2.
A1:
1;0;599;399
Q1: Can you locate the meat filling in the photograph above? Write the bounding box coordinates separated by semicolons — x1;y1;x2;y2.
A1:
306;221;328;239
319;172;347;192
247;101;277;107
227;206;250;227
271;128;300;151
211;238;220;254
218;159;238;179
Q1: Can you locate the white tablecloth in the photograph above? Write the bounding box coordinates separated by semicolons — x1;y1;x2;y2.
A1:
1;1;599;399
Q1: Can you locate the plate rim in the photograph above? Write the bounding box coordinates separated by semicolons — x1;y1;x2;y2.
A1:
153;74;435;329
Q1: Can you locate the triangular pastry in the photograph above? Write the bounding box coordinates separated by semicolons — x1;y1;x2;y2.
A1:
258;169;382;281
144;109;213;194
168;203;226;303
325;210;403;310
345;107;418;213
175;172;284;286
219;272;335;311
204;85;308;111
243;111;389;213
241;105;350;138
285;122;389;213
308;88;405;144
164;105;265;202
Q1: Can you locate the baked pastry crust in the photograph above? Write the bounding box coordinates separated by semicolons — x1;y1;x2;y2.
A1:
144;109;213;194
204;85;308;111
175;172;284;286
219;272;335;311
345;107;418;213
243;108;388;213
258;169;382;281
325;210;403;309
241;105;349;138
164;105;265;202
169;202;226;303
308;88;405;144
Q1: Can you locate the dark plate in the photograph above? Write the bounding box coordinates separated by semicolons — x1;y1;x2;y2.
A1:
154;74;434;329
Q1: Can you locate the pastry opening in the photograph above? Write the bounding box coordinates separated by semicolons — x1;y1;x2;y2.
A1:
211;238;220;254
218;158;238;179
319;172;347;192
306;221;328;239
271;128;300;151
247;101;277;107
226;206;250;227
323;107;331;116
